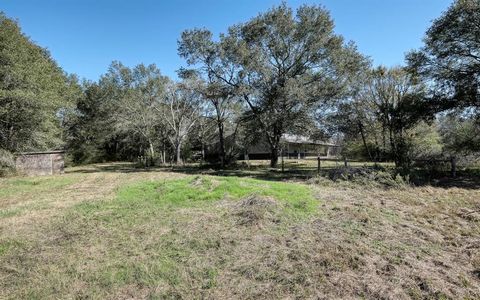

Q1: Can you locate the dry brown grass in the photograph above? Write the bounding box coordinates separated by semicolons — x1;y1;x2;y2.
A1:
0;162;479;299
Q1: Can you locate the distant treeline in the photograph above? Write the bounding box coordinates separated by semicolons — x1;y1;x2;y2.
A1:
1;0;479;172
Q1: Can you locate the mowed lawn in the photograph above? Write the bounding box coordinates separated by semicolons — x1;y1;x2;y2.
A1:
0;163;479;299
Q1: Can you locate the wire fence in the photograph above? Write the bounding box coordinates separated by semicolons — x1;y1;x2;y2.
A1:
260;155;460;177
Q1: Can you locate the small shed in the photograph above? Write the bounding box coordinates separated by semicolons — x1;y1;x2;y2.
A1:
15;150;65;176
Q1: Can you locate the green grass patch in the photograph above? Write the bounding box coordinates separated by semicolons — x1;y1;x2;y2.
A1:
0;239;22;256
0;176;75;198
116;175;318;216
0;207;22;218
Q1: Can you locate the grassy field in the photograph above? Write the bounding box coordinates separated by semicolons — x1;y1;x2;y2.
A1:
0;163;479;299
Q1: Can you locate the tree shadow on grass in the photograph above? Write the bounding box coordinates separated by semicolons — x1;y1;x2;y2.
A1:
66;162;147;174
66;161;321;182
66;162;480;189
410;169;480;190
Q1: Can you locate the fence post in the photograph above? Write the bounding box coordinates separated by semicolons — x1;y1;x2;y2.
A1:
450;156;456;178
317;156;321;174
344;157;348;167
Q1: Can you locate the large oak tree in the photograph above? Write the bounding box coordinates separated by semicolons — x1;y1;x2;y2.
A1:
219;4;367;167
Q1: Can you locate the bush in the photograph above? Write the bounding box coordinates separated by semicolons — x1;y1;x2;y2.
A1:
309;166;409;189
0;149;15;177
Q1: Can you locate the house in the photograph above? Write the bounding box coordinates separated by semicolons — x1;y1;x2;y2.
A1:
245;134;340;160
15;150;65;176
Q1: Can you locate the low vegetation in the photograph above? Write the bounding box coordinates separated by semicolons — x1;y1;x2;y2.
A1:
0;163;479;299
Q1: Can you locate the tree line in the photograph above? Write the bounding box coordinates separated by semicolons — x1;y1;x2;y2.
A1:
1;0;479;172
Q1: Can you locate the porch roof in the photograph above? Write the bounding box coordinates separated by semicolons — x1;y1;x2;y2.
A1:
281;134;336;146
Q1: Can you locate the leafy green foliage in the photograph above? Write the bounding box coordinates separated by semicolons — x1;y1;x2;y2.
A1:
407;0;480;154
180;4;368;167
407;121;443;159
407;0;479;110
0;13;79;152
336;67;433;169
64;81;116;164
65;62;171;164
438;114;480;154
0;148;14;176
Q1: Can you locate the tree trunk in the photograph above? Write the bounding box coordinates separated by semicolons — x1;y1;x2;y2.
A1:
162;143;166;164
218;121;226;168
148;140;155;166
214;102;226;168
389;127;401;168
358;121;372;161
267;127;282;168
270;146;279;168
175;141;182;164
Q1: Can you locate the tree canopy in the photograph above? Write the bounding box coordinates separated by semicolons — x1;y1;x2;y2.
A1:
407;0;480;112
181;4;368;167
0;13;79;152
406;0;480;155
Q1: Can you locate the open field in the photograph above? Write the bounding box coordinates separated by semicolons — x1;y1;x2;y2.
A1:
1;162;479;299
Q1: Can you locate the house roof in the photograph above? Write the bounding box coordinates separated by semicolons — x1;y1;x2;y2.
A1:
15;150;65;156
281;134;336;146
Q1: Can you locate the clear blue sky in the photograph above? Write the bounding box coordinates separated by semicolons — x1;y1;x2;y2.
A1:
2;0;452;81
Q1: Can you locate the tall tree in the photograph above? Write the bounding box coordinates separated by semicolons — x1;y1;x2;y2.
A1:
218;4;367;167
157;79;202;164
331;95;381;161
0;13;78;152
109;62;169;165
407;0;479;116
178;29;240;167
64;81;113;163
363;67;430;169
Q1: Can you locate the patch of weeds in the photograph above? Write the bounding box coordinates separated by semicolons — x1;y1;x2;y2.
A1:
0;202;54;219
201;268;218;289
0;207;21;218
0;239;22;256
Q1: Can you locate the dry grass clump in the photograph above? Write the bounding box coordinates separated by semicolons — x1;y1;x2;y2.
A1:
231;195;281;226
321;166;409;188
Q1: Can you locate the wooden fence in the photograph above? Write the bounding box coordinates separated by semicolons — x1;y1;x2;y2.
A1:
281;156;458;177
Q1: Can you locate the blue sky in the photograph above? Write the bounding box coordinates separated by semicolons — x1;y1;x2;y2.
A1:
2;0;452;81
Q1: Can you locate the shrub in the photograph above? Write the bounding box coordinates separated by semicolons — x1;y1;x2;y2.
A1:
309;167;409;189
0;149;15;177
